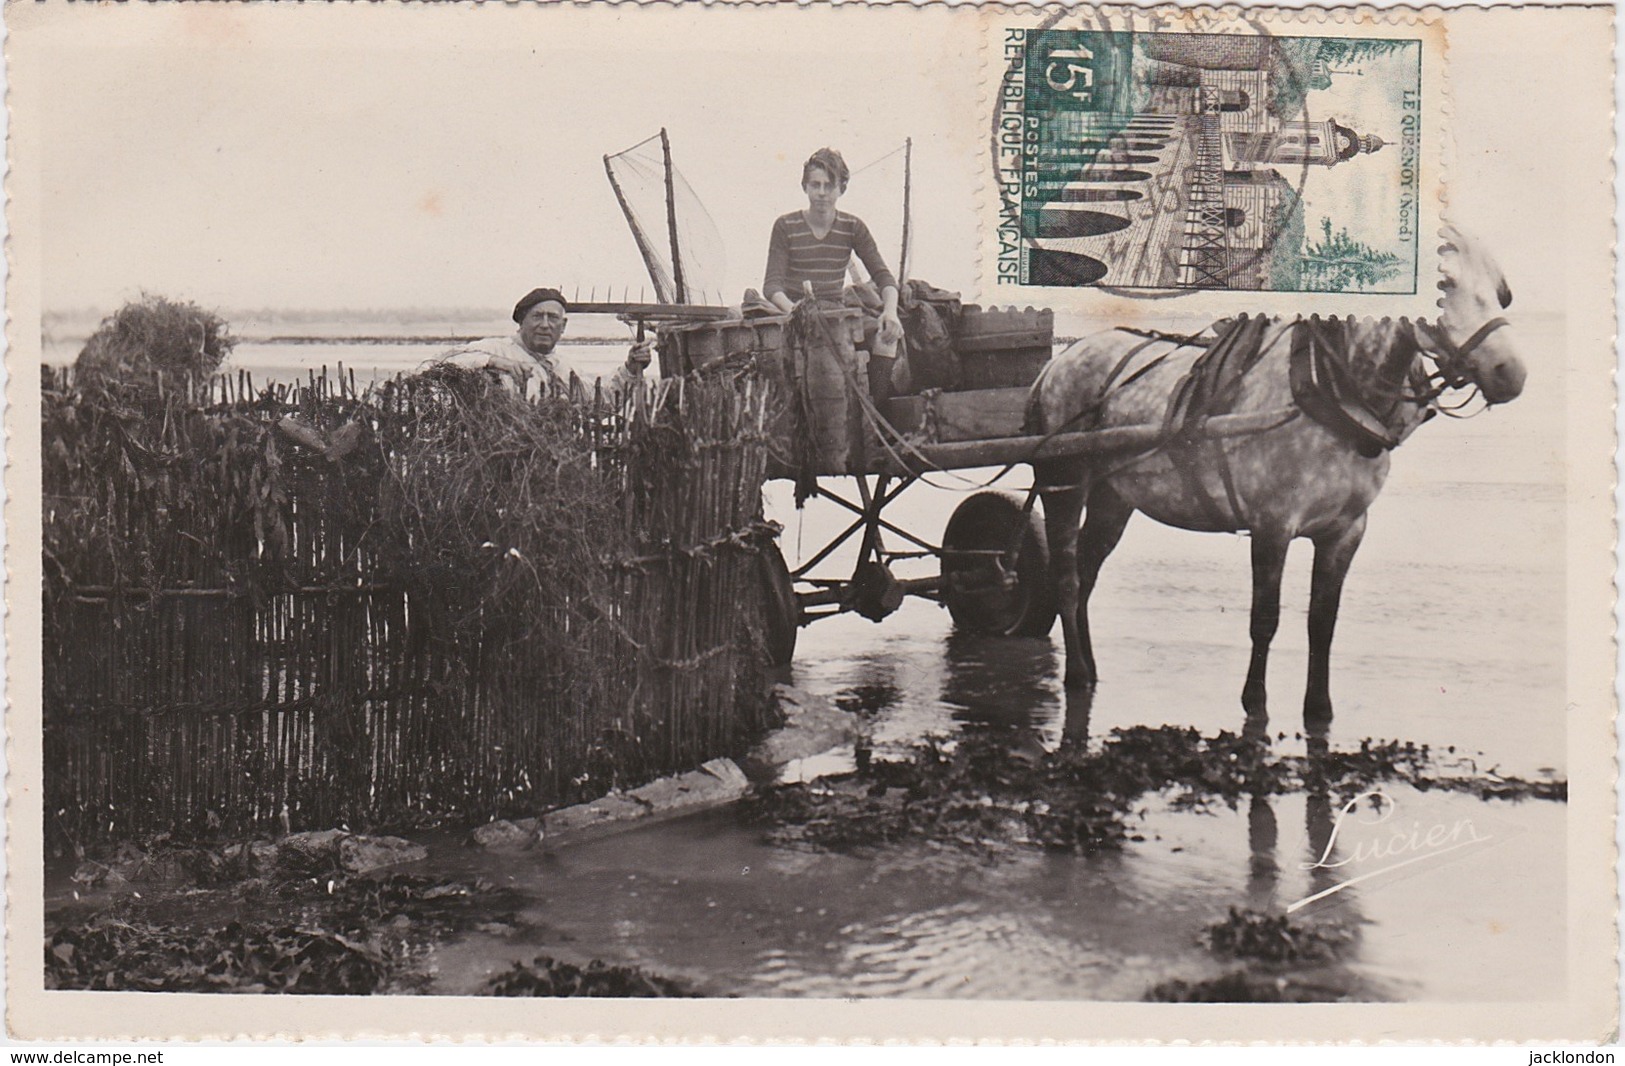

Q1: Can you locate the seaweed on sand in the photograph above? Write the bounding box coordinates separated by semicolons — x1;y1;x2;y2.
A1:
46;916;391;994
1304;738;1567;802
1201;907;1354;964
46;873;514;994
484;956;701;997
745;729;1151;856
745;725;1567;856
1145;969;1357;1003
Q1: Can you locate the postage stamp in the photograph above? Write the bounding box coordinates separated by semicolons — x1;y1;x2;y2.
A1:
982;7;1447;317
3;0;1617;1047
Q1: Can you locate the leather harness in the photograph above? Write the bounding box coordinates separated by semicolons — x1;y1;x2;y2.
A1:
1060;313;1510;531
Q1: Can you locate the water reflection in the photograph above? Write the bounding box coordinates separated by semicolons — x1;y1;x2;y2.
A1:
1061;685;1096;746
833;681;904;717
760;602;1558;998
399;686;1562;1001
1239;783;1362;926
939;631;1070;752
1246;794;1279;909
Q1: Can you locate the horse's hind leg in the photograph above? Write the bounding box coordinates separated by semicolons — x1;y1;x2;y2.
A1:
1034;458;1089;687
1241;530;1291;722
1072;482;1134;685
1305;515;1367;728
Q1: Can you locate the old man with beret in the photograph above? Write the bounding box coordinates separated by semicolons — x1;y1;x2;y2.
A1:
428;287;649;401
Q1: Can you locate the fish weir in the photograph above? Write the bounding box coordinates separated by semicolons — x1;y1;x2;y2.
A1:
41;359;778;849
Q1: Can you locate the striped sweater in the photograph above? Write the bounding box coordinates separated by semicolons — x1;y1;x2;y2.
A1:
763;210;898;303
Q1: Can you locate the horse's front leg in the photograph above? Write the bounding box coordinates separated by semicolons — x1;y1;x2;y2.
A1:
1305;516;1367;728
1035;459;1089;687
1241;530;1291;720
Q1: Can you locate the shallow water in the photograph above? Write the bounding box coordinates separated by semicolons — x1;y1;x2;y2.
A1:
403;781;1563;1001
43;338;637;392
777;314;1568;778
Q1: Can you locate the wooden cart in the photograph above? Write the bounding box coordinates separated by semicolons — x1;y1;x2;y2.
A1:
657;304;1075;664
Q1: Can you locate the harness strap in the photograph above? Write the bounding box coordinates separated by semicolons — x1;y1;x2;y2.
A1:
1161;431;1242;529
1117;326;1214;348
1213;433;1248;529
1288;318;1399;459
1102;337;1165;397
1158;315;1271;529
1023;335;1169;442
1413;316;1510;381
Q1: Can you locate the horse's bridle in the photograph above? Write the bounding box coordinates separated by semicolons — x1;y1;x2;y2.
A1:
1411;316;1512;392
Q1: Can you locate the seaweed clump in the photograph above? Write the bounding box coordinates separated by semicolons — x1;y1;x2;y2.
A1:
1201;907;1353;964
485;956;701;998
46;916;390;994
1145;970;1357;1003
745;726;1272;856
745;725;1567;857
314;874;511;939
72;294;234;401
46;872;512;994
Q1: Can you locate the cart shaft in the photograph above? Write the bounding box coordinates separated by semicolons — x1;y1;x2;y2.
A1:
868;406;1300;476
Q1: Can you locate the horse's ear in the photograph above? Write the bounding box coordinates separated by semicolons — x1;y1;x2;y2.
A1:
1437;231;1459;293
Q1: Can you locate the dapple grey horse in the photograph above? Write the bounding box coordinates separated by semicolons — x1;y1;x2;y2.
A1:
1028;227;1526;727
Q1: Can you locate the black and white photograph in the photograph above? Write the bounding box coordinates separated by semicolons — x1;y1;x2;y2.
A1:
5;0;1617;1043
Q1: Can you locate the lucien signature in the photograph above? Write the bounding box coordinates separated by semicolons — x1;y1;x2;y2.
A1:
1286;790;1492;912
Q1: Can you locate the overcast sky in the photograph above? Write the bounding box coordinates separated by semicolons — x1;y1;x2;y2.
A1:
35;5;979;313
22;4;1574;324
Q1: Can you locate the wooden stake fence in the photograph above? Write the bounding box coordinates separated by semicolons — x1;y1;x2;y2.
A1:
42;363;776;848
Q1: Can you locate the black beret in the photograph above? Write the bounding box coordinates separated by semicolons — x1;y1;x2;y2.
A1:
513;287;570;323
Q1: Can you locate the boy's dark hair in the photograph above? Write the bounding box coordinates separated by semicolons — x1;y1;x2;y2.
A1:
802;147;850;191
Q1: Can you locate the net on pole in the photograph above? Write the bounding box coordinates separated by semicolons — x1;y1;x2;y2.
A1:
603;131;729;305
840;143;913;288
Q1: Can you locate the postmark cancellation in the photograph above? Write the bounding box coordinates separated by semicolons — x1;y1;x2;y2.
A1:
983;6;1447;318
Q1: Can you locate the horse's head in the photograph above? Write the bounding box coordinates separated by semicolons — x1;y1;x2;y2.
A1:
1423;224;1527;404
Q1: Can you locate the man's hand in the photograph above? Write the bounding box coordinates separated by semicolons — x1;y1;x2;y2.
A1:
625;340;653;375
878;310;904;344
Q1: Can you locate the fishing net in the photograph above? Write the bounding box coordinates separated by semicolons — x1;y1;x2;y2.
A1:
841;143;913;286
603;132;729;305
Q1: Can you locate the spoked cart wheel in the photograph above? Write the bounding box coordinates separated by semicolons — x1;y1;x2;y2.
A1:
940;491;1058;638
760;540;800;666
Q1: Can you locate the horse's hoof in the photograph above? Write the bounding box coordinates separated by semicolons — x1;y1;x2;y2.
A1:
1064;666;1097;690
1303;705;1334;737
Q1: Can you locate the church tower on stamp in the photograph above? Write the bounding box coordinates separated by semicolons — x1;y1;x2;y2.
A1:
1227;120;1387;168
